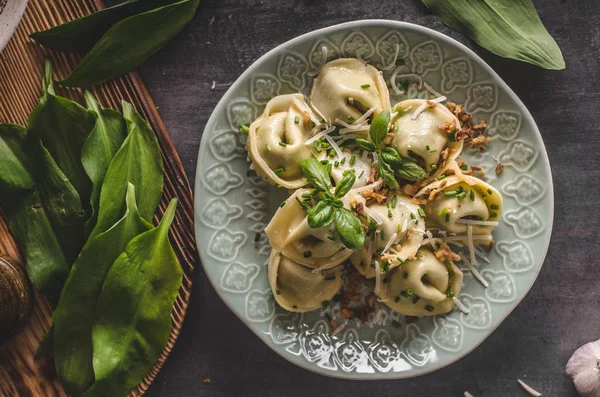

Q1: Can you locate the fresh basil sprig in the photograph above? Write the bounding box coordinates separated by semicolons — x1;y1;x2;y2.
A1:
301;159;365;251
356;111;426;185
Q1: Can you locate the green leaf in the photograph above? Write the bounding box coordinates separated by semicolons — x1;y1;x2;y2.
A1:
355;139;376;152
307;200;334;228
421;0;565;70
334;208;365;251
59;0;201;87
85;199;181;397
380;147;403;170
0;124;85;302
301;158;331;192
82;91;127;237
53;183;151;395
28;60;96;201
334;171;356;199
378;161;399;189
89;101;163;239
369;110;390;146
30;0;182;53
397;160;427;182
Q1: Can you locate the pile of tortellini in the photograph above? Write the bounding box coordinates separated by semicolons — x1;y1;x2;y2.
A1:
246;58;503;317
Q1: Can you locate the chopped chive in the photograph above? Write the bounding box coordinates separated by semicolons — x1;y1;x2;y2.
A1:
279;200;287;208
391;195;397;208
329;151;335;158
380;231;385;241
410;212;416;220
397;257;405;263
445;213;450;222
340;157;346;165
429;149;437;153
425;305;435;312
430;164;437;170
321;159;329;165
490;212;498;218
414;219;419;225
349;154;356;165
334;160;339;168
310;120;316;128
460;163;468;170
303;251;312;258
456;192;467;200
254;232;261;242
327;234;336;241
361;84;371;89
293;305;298;309
426;145;430;151
370;263;376;268
418;208;426;218
324;275;336;281
358;170;365;179
456;186;464;193
382;261;390;272
265;144;272;152
437;174;446;180
278;252;283;257
397;224;401;232
400;290;408;298
348;115;355;121
408;150;419;159
490;204;500;210
439;208;448;217
487;189;493;195
388;209;393;218
279;141;287;147
444;190;457;196
403;271;408;278
406;288;413;296
327;163;332;174
412;295;420;304
274;167;285;174
239;124;250;134
276;289;281;295
394;296;401;303
302;193;312;199
470;190;475;201
294;116;299;124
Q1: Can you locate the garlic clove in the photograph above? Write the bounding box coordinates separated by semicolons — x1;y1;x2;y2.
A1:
566;339;600;397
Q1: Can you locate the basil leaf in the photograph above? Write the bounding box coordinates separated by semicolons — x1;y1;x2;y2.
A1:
301;158;331;192
53;183;151;395
86;199;181;397
307;200;334;228
82;91;127;238
334;208;365;251
355;138;376;153
380;147;403;170
334;171;356;199
28;60;95;201
421;0;565;70
369;110;390;146
89;101;163;239
378;161;399;189
60;0;200;87
30;0;182;53
397;160;427;182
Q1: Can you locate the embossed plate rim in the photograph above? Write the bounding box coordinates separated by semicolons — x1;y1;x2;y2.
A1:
194;19;554;379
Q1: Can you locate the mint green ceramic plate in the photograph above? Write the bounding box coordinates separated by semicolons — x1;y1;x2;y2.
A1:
194;20;553;379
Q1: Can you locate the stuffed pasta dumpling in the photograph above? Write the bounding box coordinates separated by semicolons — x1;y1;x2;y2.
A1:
246;94;325;189
310;58;390;129
378;248;463;316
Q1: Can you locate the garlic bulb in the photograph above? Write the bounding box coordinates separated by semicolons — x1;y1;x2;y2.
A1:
566;339;600;397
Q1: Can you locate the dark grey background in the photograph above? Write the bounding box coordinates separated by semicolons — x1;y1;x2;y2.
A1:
140;1;600;396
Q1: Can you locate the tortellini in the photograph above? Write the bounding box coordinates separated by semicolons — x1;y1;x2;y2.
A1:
350;193;425;278
378;249;463;316
264;189;353;269
310;58;390;127
246;94;324;189
330;151;372;189
418;174;503;235
268;249;343;312
391;99;463;175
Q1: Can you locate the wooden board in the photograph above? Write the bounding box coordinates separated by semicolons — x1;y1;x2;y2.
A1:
0;0;198;395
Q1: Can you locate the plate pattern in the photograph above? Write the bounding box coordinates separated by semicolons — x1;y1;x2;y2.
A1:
195;21;553;379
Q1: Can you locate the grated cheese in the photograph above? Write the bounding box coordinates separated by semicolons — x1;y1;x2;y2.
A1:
325;134;343;159
374;261;381;295
390;65;407;95
308;46;328;76
518;379;542;396
443;234;493;242
311;262;332;274
377;43;400;71
474;246;491;264
340;126;369;134
351;179;383;194
354;106;377;126
459;252;489;288
331;323;346;337
456;219;499;227
372;152;379;166
411;96;447;120
382;232;398;255
363;205;383;225
348;97;355;106
464;392;474;397
330;248;350;262
292;97;320;126
401;217;409;233
367;239;374;264
453;297;470;313
467;226;477;271
311;100;328;124
305;125;336;145
423;82;443;98
425;230;437;250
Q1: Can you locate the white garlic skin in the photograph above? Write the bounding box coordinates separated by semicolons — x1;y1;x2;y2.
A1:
566;339;600;397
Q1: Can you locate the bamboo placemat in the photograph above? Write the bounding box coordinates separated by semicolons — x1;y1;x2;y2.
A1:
0;1;198;395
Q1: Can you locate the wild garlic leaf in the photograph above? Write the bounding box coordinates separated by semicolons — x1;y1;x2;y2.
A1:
421;0;565;70
89;101;163;239
82;91;127;238
334;208;365;251
355;138;376;153
334;171;355;199
301;158;331;192
369;110;390;146
307;200;334;229
60;0;201;87
86;199;181;397
30;0;182;53
53;183;151;395
397;160;427;182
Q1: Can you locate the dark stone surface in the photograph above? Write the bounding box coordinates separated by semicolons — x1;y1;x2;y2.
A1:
140;1;600;395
